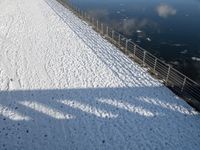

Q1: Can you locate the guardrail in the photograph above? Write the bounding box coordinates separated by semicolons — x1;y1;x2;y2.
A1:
58;0;200;110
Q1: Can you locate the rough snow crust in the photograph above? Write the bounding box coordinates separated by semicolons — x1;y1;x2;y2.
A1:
0;0;200;149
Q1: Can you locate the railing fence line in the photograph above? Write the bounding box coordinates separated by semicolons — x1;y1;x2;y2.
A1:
58;0;200;110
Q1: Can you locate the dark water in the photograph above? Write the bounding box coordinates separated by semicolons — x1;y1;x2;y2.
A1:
69;0;200;83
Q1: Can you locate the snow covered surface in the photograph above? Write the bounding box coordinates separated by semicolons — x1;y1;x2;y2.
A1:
0;0;200;149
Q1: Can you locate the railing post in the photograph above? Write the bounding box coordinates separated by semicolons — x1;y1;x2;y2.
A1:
77;8;79;14
166;65;171;85
81;10;83;17
79;9;81;15
92;18;94;26
78;8;80;15
101;23;104;34
125;40;128;54
85;12;87;19
118;34;121;45
97;20;99;31
143;51;146;67
85;12;87;20
88;15;91;24
83;11;84;18
181;77;187;92
153;58;158;74
133;45;136;57
106;26;109;36
112;30;114;40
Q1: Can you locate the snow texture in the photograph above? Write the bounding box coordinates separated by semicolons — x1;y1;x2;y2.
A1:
0;0;200;149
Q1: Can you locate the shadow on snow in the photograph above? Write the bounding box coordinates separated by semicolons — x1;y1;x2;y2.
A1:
0;87;199;149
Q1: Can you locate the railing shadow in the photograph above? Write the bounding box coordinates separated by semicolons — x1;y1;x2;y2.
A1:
0;87;199;149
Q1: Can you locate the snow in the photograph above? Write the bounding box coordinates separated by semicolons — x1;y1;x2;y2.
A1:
146;37;151;42
0;0;200;149
192;57;200;62
136;30;142;33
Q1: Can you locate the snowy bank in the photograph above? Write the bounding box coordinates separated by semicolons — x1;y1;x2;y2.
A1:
0;0;200;149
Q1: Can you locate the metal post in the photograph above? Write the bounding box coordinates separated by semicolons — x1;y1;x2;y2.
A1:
181;77;187;92
90;17;92;24
125;40;128;54
88;15;91;23
97;20;99;31
92;18;94;26
79;9;81;15
77;8;79;14
106;26;109;36
143;51;146;67
118;34;121;45
153;58;158;74
78;8;80;14
86;13;89;21
83;11;84;18
101;23;104;34
133;45;136;56
166;65;171;84
112;30;114;40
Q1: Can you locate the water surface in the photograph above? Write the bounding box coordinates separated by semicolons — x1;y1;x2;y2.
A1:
69;0;200;82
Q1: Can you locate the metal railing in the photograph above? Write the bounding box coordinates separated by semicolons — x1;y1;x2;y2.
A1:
58;0;200;110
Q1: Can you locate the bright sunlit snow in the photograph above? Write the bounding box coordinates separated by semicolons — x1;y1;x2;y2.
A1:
0;0;200;149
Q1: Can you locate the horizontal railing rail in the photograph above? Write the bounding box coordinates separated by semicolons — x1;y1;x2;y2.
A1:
58;0;200;110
